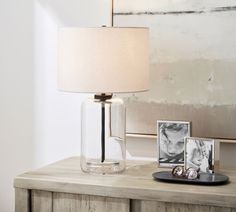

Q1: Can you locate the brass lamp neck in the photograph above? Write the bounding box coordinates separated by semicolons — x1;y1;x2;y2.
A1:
94;93;113;101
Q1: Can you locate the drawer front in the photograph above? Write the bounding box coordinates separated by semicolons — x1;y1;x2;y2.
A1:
53;192;129;212
131;200;235;212
30;190;129;212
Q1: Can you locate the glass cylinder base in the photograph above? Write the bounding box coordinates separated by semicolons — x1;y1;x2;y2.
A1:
81;158;125;174
80;95;126;174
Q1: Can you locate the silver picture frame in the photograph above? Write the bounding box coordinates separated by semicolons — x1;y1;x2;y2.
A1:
185;137;215;173
157;120;191;167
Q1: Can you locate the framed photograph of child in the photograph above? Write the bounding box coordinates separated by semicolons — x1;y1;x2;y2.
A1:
157;120;191;167
185;137;214;173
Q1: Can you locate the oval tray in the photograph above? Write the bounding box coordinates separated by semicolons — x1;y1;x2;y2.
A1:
152;171;229;185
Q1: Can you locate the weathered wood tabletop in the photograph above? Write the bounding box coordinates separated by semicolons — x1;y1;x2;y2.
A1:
14;157;236;208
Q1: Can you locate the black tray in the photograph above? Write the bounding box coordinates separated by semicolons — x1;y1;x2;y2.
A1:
152;171;229;185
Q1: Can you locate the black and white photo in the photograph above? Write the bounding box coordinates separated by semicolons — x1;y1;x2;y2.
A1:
157;121;191;167
185;137;214;173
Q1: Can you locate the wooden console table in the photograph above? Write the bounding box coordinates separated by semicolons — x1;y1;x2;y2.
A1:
14;157;236;212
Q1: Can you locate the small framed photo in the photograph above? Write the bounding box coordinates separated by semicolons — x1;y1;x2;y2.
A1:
157;120;191;167
185;137;214;173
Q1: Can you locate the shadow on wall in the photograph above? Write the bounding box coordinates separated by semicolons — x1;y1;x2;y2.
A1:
0;0;34;211
32;0;114;167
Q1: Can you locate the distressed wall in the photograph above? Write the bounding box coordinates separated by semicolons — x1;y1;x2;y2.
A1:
114;0;236;138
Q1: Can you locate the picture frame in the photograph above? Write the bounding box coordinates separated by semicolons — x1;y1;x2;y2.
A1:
185;137;215;173
114;0;236;140
157;120;191;167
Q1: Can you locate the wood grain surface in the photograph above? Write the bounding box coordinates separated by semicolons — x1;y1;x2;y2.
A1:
131;200;233;212
14;157;236;208
31;190;52;212
53;193;129;212
15;188;30;212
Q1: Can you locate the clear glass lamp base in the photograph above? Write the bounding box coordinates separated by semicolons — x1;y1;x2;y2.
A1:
80;94;126;174
81;157;125;174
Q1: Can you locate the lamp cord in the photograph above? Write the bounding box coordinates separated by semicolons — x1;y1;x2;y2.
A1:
101;102;105;163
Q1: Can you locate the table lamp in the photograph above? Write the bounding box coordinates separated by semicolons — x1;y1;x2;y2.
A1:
58;27;149;174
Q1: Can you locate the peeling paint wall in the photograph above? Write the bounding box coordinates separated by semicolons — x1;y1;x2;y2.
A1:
114;0;236;137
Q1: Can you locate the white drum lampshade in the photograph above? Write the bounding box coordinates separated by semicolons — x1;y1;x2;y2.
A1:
58;27;149;93
58;27;149;174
